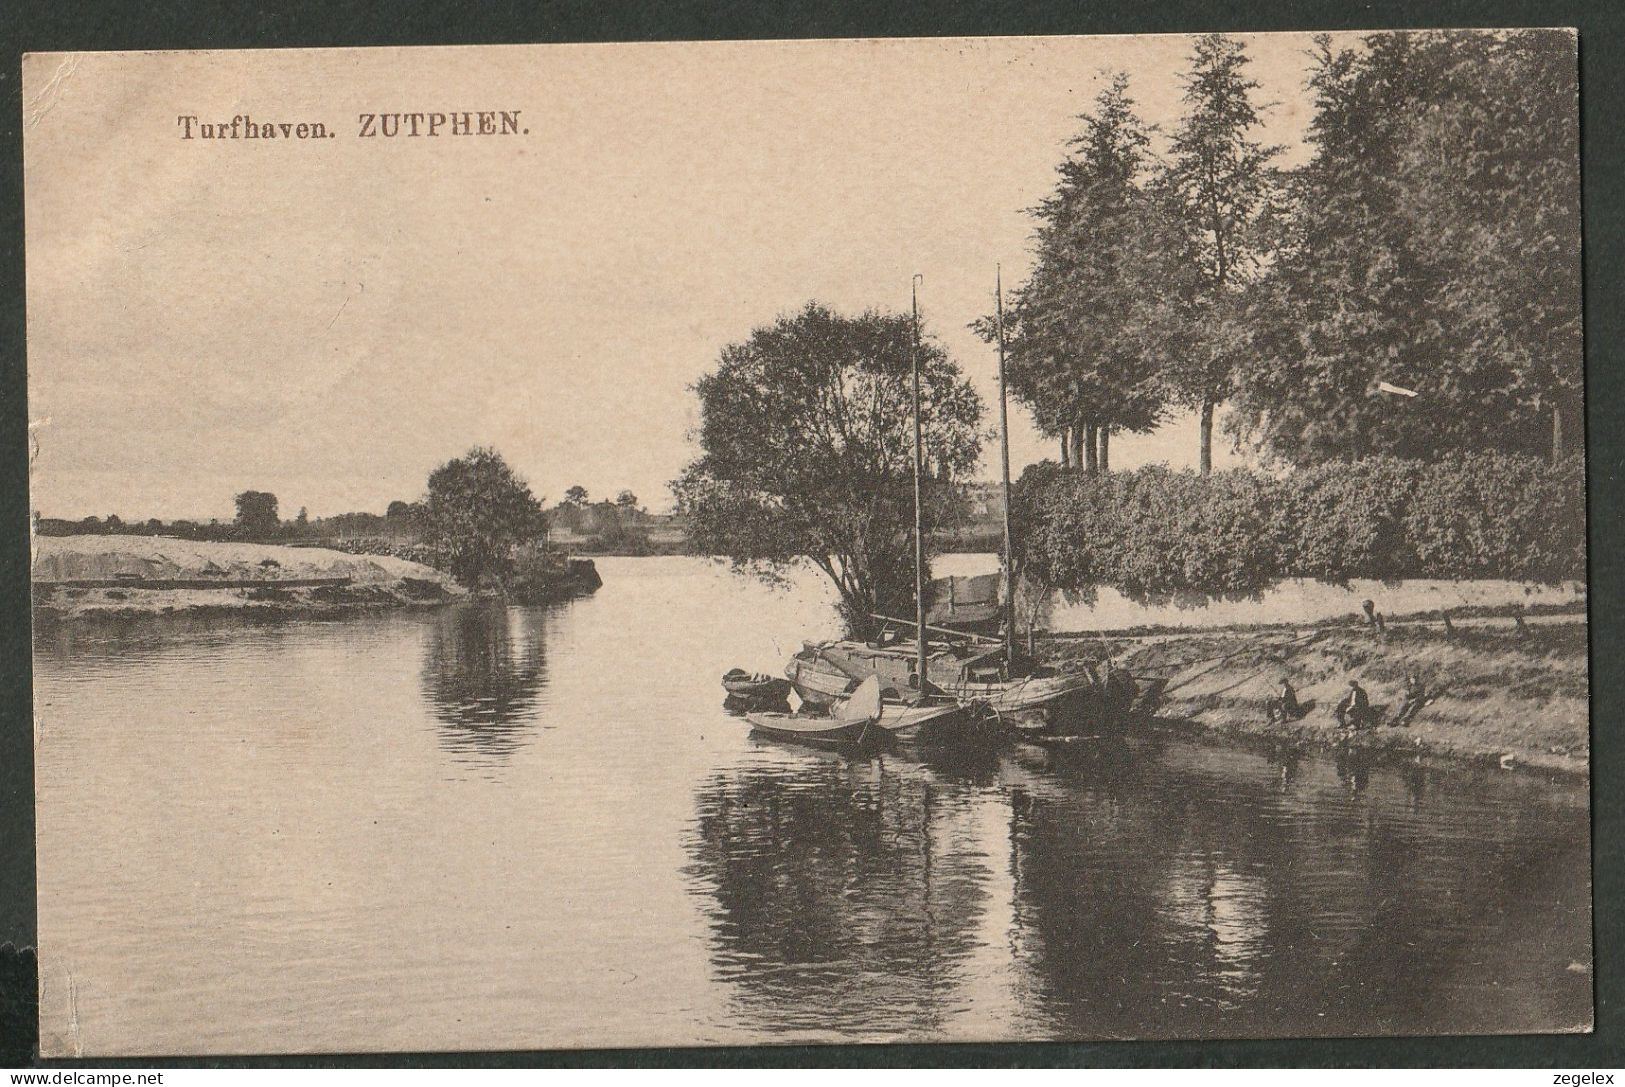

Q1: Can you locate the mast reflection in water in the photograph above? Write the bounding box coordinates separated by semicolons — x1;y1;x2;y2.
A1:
685;747;1039;1040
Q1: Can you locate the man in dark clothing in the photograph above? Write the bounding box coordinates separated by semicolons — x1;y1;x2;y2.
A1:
1334;679;1374;730
1268;678;1302;724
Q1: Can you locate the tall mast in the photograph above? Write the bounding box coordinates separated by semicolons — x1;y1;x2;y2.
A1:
995;266;1016;665
910;274;928;698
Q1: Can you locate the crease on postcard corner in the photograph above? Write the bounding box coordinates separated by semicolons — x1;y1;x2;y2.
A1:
38;955;85;1058
24;54;80;131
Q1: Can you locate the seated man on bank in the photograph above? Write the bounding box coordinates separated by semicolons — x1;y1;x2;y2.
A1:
1391;672;1429;727
1267;677;1304;724
1333;678;1376;730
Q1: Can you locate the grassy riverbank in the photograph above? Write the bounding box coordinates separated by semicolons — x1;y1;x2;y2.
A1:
1044;617;1588;777
32;535;468;620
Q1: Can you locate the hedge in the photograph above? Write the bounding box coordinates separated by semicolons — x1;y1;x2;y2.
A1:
1016;454;1585;597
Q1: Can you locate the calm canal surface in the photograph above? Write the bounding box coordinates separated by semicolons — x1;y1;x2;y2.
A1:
33;557;1592;1054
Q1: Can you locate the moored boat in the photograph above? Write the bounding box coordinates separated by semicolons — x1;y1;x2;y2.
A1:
753;273;1143;753
721;668;793;711
722;668;792;699
743;711;878;747
745;676;883;748
944;668;1101;731
783;626;1111;735
783;645;860;707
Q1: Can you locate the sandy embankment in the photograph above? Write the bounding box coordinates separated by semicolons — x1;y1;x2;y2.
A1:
1048;619;1588;777
31;535;466;619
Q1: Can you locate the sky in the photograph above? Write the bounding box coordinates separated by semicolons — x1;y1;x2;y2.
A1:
23;33;1342;521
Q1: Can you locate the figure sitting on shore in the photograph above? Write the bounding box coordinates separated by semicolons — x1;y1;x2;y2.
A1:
1267;678;1305;724
1391;672;1429;727
1334;678;1377;731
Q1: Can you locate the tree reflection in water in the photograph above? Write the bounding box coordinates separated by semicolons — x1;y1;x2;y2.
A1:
686;738;1591;1042
419;603;549;769
684;752;1006;1040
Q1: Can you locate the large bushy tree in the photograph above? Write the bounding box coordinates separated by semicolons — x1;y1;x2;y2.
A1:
1394;30;1581;460
672;302;983;634
421;447;546;589
1231;30;1579;465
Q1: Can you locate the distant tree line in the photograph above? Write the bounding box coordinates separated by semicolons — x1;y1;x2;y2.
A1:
983;30;1579;474
35;492;428;544
545;486;678;554
35;459;679;573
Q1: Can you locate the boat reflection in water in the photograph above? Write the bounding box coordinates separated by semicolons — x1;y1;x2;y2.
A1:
419;603;550;771
683;738;1591;1043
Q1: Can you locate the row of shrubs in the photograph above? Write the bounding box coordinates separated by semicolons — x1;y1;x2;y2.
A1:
1015;454;1586;597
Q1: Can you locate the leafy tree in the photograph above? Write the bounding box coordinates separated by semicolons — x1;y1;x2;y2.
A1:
295;507;309;527
614;490;640;512
1231;31;1579;465
564;485;589;507
1155;33;1282;473
420;447;547;589
982;74;1183;473
233;491;280;537
385;500;414;520
672;301;983;633
1392;30;1581;461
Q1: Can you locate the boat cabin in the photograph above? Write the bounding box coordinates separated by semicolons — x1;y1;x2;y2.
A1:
816;637;1010;701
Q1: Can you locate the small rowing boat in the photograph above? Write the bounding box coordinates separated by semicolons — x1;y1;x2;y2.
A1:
745;676;883;748
721;667;793;710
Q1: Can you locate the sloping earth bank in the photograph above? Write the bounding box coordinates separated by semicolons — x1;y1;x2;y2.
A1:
1043;620;1588;778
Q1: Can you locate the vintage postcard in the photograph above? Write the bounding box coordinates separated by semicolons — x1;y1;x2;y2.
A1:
24;32;1587;1056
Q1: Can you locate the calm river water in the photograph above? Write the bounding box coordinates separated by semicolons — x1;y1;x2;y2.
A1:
33;557;1591;1055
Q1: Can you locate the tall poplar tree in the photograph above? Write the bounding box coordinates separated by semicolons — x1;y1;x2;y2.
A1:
1156;34;1281;474
985;74;1182;473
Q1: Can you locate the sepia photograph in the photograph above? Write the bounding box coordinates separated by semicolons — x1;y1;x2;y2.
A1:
21;29;1588;1057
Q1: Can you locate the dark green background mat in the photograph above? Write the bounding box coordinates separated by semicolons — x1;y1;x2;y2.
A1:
2;0;1619;1068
